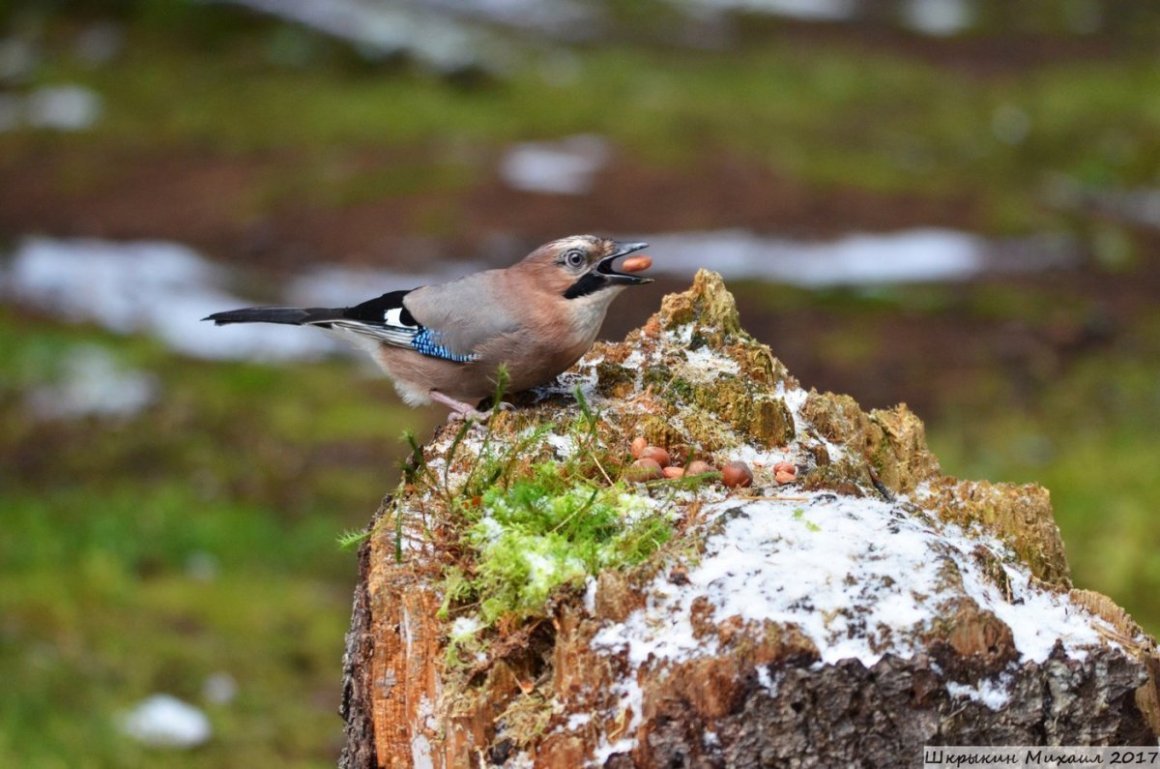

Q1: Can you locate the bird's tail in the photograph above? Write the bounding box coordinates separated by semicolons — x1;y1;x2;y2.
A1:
202;306;341;326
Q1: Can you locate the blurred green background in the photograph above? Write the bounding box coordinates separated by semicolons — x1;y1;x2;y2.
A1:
1;1;1159;766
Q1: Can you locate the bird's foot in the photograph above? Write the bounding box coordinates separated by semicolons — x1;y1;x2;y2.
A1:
431;391;512;423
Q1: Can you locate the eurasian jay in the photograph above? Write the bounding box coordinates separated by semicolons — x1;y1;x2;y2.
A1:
203;235;652;419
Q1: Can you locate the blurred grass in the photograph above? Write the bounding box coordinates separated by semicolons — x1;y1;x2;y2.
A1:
8;16;1158;232
0;307;432;767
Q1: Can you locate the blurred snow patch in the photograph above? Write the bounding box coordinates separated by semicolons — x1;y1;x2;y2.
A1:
685;0;856;22
1;237;338;361
25;85;102;131
119;694;212;749
202;672;239;705
623;228;1077;287
0;84;103;132
499;135;609;195
219;0;507;74
901;0;974;36
25;345;157;420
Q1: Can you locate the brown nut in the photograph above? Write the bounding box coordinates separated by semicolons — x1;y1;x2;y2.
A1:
620;255;652;273
773;461;797;475
775;469;796;485
630;436;648;458
640;445;671;467
625;458;663;482
721;460;754;488
685;460;715;476
662;466;686;479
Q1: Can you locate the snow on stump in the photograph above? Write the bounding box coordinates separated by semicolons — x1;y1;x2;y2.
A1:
339;270;1160;768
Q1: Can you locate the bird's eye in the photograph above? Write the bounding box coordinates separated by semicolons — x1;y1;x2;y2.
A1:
563;249;586;268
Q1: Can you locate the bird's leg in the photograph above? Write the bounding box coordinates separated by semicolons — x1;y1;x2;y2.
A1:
430;391;495;422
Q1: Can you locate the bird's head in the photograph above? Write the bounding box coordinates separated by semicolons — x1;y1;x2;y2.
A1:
520;235;652;300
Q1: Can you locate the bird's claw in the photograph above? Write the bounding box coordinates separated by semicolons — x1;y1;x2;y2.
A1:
431;389;515;424
444;401;514;424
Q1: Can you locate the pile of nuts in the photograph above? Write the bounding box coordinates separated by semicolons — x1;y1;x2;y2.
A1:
626;436;798;489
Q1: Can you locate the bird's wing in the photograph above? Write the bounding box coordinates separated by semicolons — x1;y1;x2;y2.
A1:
316;277;520;364
399;270;523;357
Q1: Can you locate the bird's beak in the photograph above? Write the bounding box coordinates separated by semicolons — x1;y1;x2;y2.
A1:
595;241;652;285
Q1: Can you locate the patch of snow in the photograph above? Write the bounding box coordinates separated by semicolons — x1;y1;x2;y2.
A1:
473;515;505;542
946;675;1013;711
411;729;434;769
901;0;974;37
590;676;642;766
584;576;598;614
499;135;610;195
684;0;856;22
680;345;740;383
25;84;102;131
1;237;338;361
202;672;238;705
619;228;1078;287
412;694;438;769
953;534;1102;664
728;443;795;469
539;364;600;401
545;432;577;459
450;616;481;639
778;381;846;462
668;322;695;347
505;751;537;769
526;551;586;596
222;0;499;74
592;493;1108;675
566;712;591;730
776;381;809;421
755;665;781;697
119;694;211;749
620;349;646;370
25;345;157;419
615;492;664;524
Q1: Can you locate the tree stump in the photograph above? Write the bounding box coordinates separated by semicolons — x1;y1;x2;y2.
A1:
340;271;1160;768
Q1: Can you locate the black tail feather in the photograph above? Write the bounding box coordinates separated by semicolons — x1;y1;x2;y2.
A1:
202;306;340;326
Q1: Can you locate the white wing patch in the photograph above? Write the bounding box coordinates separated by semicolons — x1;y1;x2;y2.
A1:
383;307;414;327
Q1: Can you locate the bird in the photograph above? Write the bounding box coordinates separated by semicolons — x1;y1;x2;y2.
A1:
203;235;653;420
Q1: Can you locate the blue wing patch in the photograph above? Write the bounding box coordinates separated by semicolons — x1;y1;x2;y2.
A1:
410;328;478;363
320;289;479;364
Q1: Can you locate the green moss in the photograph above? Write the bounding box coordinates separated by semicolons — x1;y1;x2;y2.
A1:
426;396;679;658
448;461;671;630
